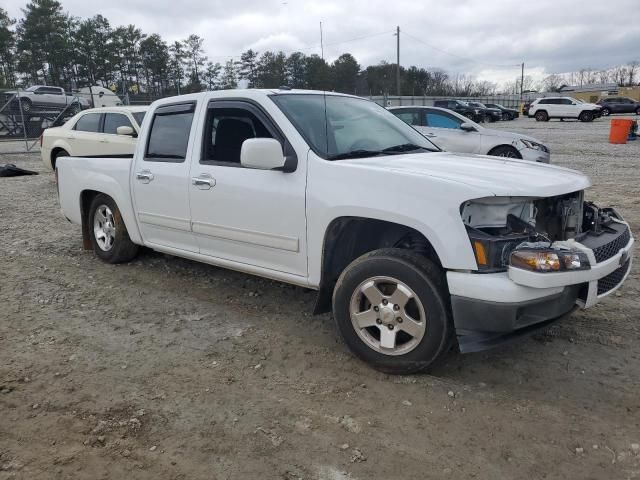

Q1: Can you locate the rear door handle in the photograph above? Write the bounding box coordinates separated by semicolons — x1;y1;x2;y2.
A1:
191;174;216;190
423;133;437;138
135;170;154;183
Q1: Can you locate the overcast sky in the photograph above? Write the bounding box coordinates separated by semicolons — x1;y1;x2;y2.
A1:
6;0;640;86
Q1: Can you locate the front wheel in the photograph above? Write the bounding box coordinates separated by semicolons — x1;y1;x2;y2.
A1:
19;98;32;113
332;248;452;374
88;194;139;263
635;107;640;115
601;107;611;116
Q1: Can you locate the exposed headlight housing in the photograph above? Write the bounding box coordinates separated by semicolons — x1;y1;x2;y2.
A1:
521;139;548;152
510;248;590;273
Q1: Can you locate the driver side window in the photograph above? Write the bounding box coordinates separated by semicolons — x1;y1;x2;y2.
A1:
425;111;462;129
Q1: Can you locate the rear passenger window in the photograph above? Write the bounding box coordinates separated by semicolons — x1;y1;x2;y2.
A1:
145;103;195;162
74;113;101;132
394;111;420;126
103;113;133;134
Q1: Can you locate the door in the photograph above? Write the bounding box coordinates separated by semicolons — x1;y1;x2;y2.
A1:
131;101;198;252
102;112;138;155
70;112;102;155
559;98;575;117
418;108;482;154
620;98;635;113
188;100;307;277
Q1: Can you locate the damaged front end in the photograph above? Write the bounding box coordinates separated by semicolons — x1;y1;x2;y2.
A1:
461;191;634;303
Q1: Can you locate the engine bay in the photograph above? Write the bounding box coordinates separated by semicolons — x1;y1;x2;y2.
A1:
460;192;626;272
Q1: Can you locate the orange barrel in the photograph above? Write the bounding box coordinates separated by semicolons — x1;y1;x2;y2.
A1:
609;119;634;144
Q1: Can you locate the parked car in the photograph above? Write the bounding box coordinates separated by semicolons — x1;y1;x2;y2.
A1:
56;89;633;374
485;103;520;120
41;106;147;170
433;99;483;122
389;106;550;162
6;85;91;113
528;97;602;122
467;102;502;122
596;97;640;116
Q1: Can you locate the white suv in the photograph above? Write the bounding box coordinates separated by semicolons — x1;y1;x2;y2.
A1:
529;97;602;122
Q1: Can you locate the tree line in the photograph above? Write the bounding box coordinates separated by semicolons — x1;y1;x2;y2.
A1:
0;0;502;98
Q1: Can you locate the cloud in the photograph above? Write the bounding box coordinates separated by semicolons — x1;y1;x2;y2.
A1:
6;0;640;86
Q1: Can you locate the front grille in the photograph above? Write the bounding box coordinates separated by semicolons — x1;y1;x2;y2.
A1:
592;227;630;263
597;260;630;295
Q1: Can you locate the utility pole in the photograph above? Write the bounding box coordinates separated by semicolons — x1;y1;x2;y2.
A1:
395;26;401;96
520;62;524;102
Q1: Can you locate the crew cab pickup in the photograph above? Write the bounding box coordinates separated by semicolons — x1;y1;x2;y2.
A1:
56;89;634;374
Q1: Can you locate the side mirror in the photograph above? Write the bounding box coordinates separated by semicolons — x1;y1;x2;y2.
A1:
240;138;286;171
460;123;476;132
116;125;135;136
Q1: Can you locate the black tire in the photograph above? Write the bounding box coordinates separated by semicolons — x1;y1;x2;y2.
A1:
51;149;68;170
19;97;32;113
332;248;453;374
601;107;611;116
489;145;522;159
534;110;548;122
635;107;640;116
579;111;594;122
501;112;511;121
88;194;139;264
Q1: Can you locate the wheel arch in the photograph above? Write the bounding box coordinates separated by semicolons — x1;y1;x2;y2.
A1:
79;189;142;250
313;216;444;314
487;144;522;158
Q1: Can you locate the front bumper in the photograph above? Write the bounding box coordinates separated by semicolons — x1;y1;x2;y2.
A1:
519;147;551;163
447;220;634;352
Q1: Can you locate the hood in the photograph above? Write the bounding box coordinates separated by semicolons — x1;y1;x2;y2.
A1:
342;152;590;197
479;127;545;145
582;102;601;108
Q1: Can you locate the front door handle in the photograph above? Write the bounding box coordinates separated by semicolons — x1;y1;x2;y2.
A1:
423;133;437;138
135;170;154;184
191;174;216;190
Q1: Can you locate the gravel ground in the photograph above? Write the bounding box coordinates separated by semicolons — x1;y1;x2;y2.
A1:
1;116;639;479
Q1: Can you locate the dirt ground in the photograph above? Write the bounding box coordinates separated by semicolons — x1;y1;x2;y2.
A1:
1;116;639;480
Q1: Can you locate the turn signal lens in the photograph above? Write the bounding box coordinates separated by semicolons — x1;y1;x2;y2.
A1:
511;250;561;272
473;240;488;266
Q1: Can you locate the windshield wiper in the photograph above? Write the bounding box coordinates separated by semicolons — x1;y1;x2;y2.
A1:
382;143;427;153
327;149;384;160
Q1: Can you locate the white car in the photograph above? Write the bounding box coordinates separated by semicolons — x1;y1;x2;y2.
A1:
56;89;633;373
389;106;550;163
528;97;602;122
41;106;147;171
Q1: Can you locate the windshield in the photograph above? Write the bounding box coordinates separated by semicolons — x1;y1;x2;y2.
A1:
132;111;146;126
271;94;439;159
471;102;487;108
25;86;38;92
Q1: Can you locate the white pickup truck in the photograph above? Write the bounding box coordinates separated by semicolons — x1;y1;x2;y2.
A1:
56;89;634;373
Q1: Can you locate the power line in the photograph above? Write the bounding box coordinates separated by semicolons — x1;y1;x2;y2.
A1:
402;30;521;69
205;30;395;61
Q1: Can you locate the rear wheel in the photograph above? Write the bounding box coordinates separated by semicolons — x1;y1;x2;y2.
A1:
579;111;594;122
535;110;548;122
88;194;139;264
332;248;452;374
51;149;69;170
